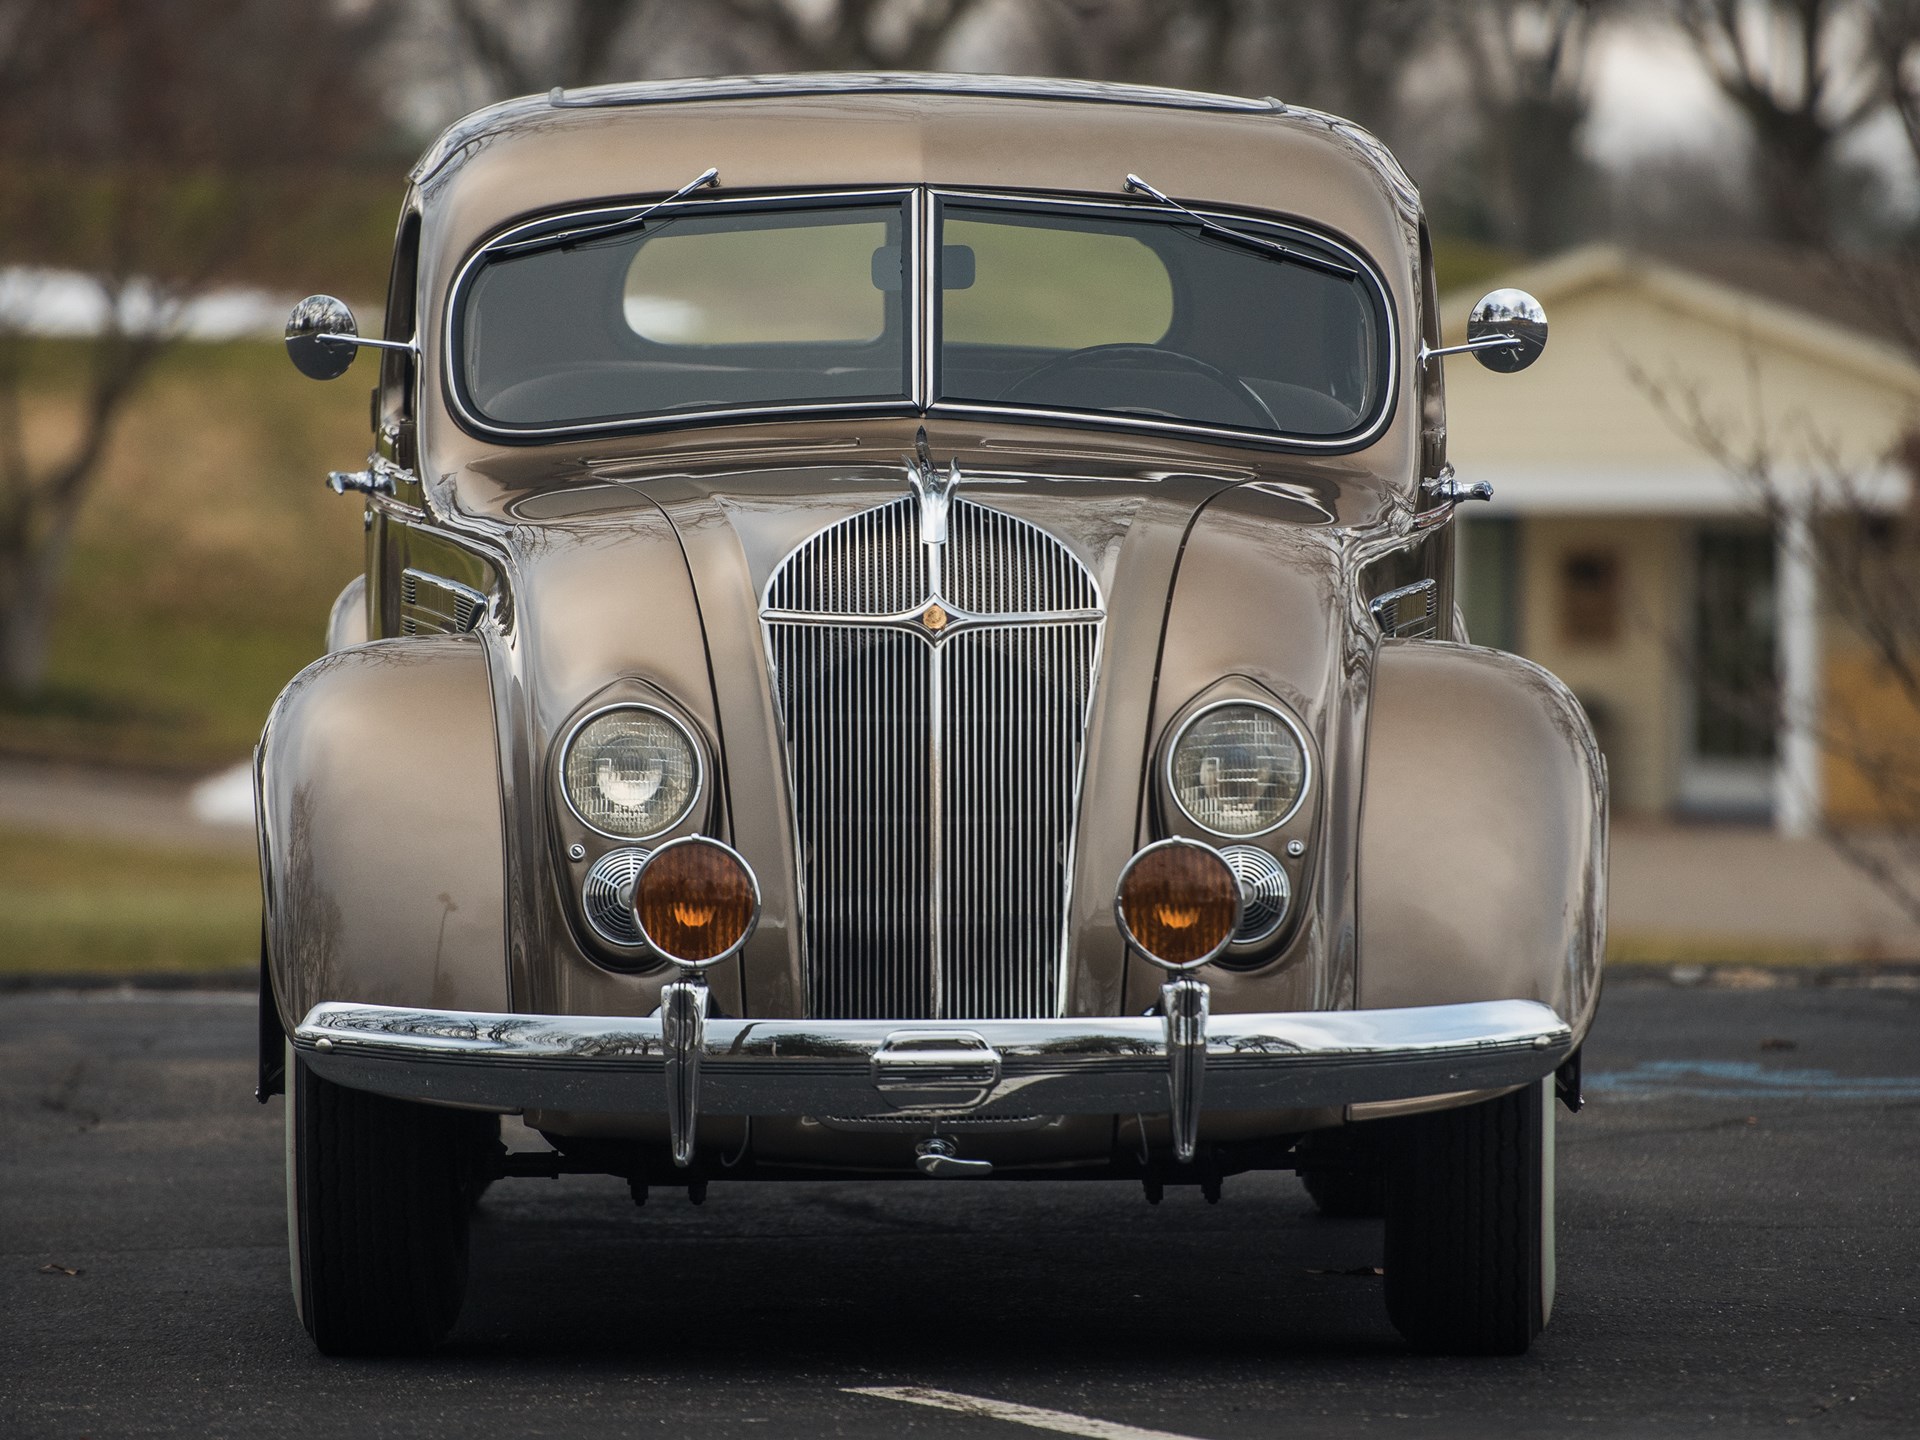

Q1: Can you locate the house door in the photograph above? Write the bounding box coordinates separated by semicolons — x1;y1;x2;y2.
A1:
1679;524;1777;817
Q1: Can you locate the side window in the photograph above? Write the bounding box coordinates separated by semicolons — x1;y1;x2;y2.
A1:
376;211;421;462
1417;222;1446;481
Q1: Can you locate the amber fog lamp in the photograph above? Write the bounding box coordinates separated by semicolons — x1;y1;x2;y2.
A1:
1115;838;1242;971
632;836;760;968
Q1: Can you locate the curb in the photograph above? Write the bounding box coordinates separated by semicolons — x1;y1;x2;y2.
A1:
0;969;253;994
1607;959;1920;988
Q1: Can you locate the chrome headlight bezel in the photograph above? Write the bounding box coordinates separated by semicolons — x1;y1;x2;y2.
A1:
559;702;704;841
1165;698;1312;839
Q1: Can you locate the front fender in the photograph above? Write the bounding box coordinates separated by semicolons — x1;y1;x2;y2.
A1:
1357;641;1606;1041
257;636;509;1036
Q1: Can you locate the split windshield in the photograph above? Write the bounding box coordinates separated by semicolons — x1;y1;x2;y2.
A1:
453;191;1388;442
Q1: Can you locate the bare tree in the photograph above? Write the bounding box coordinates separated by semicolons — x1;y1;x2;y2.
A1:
0;0;390;696
1673;0;1889;243
707;0;989;70
1244;0;1441;143
439;0;1001;98
442;0;663;94
1445;0;1609;253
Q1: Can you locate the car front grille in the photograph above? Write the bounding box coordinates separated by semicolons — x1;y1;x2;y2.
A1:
763;495;1102;1020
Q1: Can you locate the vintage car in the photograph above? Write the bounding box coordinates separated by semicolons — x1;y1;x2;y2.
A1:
261;73;1602;1358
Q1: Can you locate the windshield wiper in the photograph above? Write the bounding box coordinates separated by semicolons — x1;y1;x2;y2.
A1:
1123;174;1357;280
486;166;720;260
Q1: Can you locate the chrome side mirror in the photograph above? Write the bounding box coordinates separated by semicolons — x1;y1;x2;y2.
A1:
1422;288;1548;373
285;295;360;380
285;294;417;380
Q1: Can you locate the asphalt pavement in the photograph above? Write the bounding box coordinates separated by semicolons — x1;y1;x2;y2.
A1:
2;978;1917;1439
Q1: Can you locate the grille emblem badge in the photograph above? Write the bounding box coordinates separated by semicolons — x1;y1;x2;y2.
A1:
921;602;949;632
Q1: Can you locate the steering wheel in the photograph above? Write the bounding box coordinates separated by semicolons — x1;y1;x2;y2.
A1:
998;343;1279;430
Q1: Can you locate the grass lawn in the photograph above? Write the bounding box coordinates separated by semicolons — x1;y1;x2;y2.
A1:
1;339;368;770
0;827;258;975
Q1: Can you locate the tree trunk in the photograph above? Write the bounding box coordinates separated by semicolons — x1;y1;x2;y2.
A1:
0;517;76;697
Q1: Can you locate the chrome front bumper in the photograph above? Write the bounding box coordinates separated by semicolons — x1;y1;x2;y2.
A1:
295;983;1574;1167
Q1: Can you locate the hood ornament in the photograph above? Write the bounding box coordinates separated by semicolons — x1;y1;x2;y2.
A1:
903;427;961;547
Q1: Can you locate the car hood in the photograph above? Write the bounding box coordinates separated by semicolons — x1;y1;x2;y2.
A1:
444;424;1397;1022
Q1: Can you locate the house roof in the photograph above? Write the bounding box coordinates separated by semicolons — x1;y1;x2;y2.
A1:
1442;242;1920;398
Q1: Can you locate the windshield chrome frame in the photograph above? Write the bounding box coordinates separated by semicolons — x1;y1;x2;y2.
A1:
443;184;1398;452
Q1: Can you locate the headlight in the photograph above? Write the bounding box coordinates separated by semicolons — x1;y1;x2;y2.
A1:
1168;701;1308;836
562;705;701;838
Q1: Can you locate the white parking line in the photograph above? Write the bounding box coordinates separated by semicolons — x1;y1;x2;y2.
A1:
846;1387;1205;1440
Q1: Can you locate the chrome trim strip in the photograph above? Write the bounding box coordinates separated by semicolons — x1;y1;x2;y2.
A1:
1164;698;1315;840
293;997;1575;1119
916;186;937;413
760;607;1106;633
540;73;1281;115
555;701;706;843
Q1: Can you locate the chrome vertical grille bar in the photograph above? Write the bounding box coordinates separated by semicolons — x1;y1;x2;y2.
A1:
763;493;1102;1021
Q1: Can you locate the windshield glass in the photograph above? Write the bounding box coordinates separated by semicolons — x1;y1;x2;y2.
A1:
936;200;1383;438
456;199;911;429
452;191;1387;442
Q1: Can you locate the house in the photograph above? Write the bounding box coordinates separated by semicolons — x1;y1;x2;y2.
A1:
1443;244;1920;834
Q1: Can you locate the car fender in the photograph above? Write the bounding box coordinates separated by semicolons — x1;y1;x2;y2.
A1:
1357;640;1606;1041
326;575;367;652
257;635;509;1038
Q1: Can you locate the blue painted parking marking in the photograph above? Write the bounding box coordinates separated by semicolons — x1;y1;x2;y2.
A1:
1589;1060;1920;1101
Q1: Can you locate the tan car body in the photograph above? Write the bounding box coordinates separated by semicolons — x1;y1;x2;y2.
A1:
259;78;1604;1175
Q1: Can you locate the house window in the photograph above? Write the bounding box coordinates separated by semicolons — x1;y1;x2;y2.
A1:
1457;515;1519;651
1560;550;1621;644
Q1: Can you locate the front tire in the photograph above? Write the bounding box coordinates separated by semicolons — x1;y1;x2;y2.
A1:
286;1045;493;1355
1296;1124;1386;1219
1382;1078;1556;1355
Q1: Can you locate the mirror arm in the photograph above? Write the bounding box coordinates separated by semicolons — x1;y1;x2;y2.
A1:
314;334;418;356
1419;332;1520;366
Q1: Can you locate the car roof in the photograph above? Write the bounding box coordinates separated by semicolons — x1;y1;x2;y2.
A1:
414;73;1283;183
408;74;1421;277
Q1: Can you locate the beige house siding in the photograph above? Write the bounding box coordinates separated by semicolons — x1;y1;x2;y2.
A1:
1441;246;1920;828
1509;516;1689;815
1444;248;1920;479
